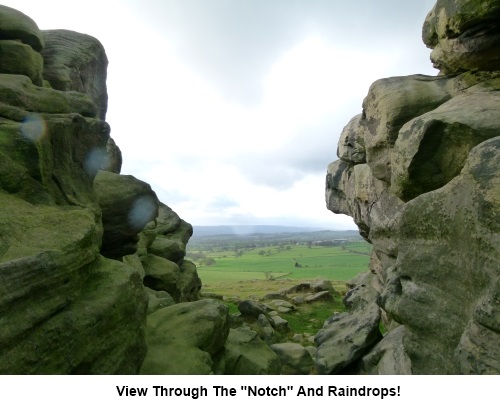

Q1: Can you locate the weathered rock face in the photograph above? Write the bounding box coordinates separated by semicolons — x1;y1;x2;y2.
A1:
315;273;381;374
270;342;314;374
41;28;121;173
423;0;500;74
124;201;202;307
140;299;230;374
215;327;282;375
0;5;149;374
94;170;159;259
325;0;500;374
41;29;108;120
0;5;43;86
0;5;207;375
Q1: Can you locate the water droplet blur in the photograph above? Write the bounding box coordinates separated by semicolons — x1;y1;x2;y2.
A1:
84;148;109;176
128;196;158;231
20;114;46;142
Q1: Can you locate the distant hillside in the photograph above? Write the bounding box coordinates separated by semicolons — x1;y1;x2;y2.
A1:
192;225;357;237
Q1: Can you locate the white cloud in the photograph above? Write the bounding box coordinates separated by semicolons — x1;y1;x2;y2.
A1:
4;0;438;230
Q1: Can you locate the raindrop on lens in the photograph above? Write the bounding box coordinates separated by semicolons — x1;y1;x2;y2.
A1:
20;114;46;142
128;196;158;231
84;148;110;176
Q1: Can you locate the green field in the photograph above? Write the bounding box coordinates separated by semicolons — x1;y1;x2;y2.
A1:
195;243;371;285
192;240;372;338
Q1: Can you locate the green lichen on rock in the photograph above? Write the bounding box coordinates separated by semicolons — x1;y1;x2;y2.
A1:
0;40;43;86
42;29;108;120
215;328;282;374
0;5;44;51
423;0;500;73
140;299;230;374
391;91;500;201
0;255;148;374
326;0;500;375
0;9;151;374
0;74;97;117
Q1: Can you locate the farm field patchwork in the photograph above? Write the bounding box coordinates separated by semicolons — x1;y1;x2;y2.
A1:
192;242;371;299
190;237;372;339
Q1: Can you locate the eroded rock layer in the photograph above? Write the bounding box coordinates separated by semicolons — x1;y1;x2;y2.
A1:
0;4;207;374
324;0;500;374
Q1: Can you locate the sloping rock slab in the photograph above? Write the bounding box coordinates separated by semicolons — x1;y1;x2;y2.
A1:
140;299;229;374
214;327;281;375
238;300;269;319
0;256;148;374
270;342;314;374
315;277;381;374
357;326;412;375
315;303;381;375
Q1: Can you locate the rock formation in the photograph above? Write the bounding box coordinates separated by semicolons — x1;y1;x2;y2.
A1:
0;4;282;375
0;4;211;374
324;0;500;374
0;4;147;373
3;0;498;376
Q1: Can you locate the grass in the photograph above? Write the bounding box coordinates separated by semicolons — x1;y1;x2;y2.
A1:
196;244;370;283
193;242;372;342
282;301;344;336
200;278;349;301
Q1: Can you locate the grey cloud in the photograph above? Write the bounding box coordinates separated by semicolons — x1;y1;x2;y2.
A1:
206;196;240;211
193;212;356;229
230;115;352;189
151;187;194;206
123;0;437;105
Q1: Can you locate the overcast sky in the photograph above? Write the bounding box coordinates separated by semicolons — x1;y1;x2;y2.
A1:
7;0;438;229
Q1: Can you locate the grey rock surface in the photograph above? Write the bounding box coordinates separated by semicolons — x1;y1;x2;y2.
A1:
325;0;500;375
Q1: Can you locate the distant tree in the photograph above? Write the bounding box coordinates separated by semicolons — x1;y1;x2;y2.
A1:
188;251;207;261
258;250;266;256
203;257;216;266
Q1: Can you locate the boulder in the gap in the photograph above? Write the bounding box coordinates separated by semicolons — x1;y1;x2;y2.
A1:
270;342;314;375
140;299;229;374
141;254;180;297
357;325;412;375
214;327;281;375
145;287;175;315
315;275;381;374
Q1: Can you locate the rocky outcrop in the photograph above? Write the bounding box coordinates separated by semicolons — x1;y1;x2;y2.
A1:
94;170;159;259
41;28;121;173
270;342;314;374
315;273;381;374
325;0;500;374
357;326;412;375
0;5;148;374
0;5;43;86
140;299;230;374
215;327;281;375
0;5;207;375
423;0;500;74
41;29;108;120
123;201;202;306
